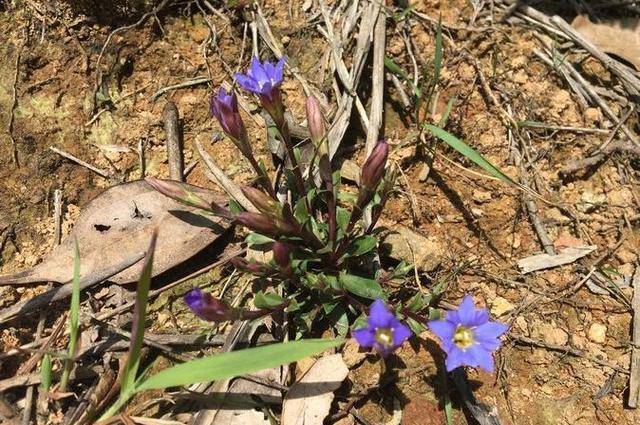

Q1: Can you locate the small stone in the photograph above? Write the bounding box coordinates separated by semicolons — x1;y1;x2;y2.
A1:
281;35;291;45
541;324;569;346
490;296;515;317
577;190;606;213
342;339;367;368
584;107;602;124
515;316;528;333
381;227;443;272
473;190;492;204
471;207;484;218
616;248;637;264
618;263;635;278
588;323;607;344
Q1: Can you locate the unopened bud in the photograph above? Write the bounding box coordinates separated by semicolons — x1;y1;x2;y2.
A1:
241;186;281;218
272;241;291;269
210;88;252;157
305;95;326;145
184;288;237;321
230;257;271;274
360;140;389;192
235;212;298;237
146;177;212;211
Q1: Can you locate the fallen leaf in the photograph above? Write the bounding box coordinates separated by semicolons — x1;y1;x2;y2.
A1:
572;15;640;69
517;245;597;274
281;354;349;425
0;180;230;285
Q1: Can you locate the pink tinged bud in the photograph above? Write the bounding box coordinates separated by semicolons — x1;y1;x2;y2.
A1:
230;257;271;274
241;186;282;218
305;95;326;145
146;176;212;211
360;140;389;192
184;288;237;321
272;241;291;268
235;212;297;237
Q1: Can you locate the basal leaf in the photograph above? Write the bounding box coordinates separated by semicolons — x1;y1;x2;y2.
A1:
254;291;286;309
339;272;384;300
345;235;377;257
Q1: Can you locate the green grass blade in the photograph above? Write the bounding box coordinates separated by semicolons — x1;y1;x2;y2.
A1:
135;338;343;392
433;18;443;85
438;96;456;127
40;354;52;391
121;230;157;393
59;239;81;391
425;124;516;184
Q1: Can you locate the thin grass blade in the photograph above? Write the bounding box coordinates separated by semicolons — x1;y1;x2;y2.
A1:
59;239;81;391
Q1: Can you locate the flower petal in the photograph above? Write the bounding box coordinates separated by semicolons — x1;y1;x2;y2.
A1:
444;346;466;372
391;321;413;347
353;327;375;348
456;295;477;326
467;345;494;372
234;73;259;93
275;56;286;83
428;319;456;342
475;321;509;341
249;56;267;83
368;299;395;328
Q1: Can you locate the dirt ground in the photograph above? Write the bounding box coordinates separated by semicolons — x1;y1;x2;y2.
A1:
0;0;639;424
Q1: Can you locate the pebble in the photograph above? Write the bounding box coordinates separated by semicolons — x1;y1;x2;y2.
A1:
472;189;492;203
490;296;515;317
588;323;607;344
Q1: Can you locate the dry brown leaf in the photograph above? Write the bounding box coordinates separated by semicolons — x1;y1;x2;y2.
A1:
281;354;349;425
572;15;640;69
0;180;230;285
517;245;597;274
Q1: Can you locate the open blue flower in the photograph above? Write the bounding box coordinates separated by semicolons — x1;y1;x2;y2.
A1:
428;295;508;373
352;299;412;357
234;56;285;96
235;56;286;126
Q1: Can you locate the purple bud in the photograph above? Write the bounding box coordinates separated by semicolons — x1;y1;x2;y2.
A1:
235;212;298;238
305;95;326;145
210;88;252;156
360;140;389;192
230;257;271;274
272;241;291;269
241;186;282;218
146;176;212;211
184;288;237;321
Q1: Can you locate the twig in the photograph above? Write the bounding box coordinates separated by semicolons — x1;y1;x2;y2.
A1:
629;268;640;407
163;101;184;181
8;43;22;166
592;106;635;155
49;146;112;179
151;76;211;101
53;189;63;246
184;159;198;177
195;140;256;212
0;253;145;324
138;139;146;178
511;334;629;374
365;10;386;156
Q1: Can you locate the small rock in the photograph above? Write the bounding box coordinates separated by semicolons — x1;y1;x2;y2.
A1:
381;227;443;272
541;324;569;346
515;316;528;333
473;189;492;204
588;323;607;344
584;107;602;124
618;263;635;278
471;207;484;218
342;339;367;368
490;296;515;317
340;160;360;184
616;248;637;264
577;190;606;213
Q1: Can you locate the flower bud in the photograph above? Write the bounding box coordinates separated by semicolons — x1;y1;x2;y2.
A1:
230;257;271;274
360;140;389;192
241;186;281;218
305;95;326;145
146;176;212;211
272;241;291;269
235;212;298;238
210;88;252;157
184;288;237;321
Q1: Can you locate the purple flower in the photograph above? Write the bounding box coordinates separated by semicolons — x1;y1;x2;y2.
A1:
235;56;286;126
184;288;237;322
210;88;251;155
352;299;412;357
234;56;285;96
428;295;508;373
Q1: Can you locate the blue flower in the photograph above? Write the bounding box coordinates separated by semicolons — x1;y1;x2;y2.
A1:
352;299;412;357
184;288;236;322
234;56;285;96
428;295;508;373
235;56;286;126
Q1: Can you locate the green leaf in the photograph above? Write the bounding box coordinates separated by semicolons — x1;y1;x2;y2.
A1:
438;96;456;127
245;232;274;246
40;354;52;391
339;272;384;300
406;293;427;312
345;235;377;257
254;291;285;309
135;339;344;391
425;124;516;184
336;207;350;231
59;239;81;391
228;198;244;214
433;18;443;85
406;317;426;335
393;5;415;22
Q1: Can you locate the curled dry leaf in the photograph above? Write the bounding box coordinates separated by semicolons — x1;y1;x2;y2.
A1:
572;15;640;70
281;354;349;425
0;180;230;285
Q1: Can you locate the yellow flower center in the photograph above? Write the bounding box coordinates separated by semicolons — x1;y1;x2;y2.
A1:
375;328;394;348
453;325;474;349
